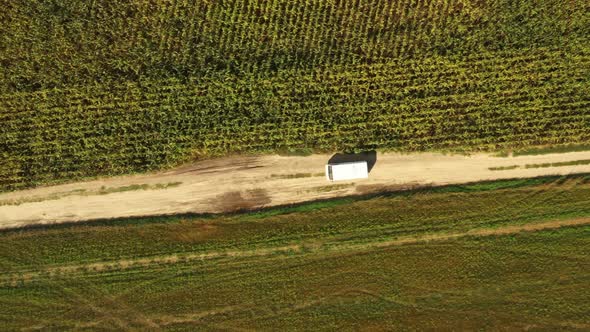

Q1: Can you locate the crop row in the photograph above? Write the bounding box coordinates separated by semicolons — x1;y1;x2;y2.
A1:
1;48;589;191
2;0;588;91
2;47;586;115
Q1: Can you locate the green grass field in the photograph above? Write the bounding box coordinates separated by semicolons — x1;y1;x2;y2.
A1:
1;0;589;191
1;175;589;329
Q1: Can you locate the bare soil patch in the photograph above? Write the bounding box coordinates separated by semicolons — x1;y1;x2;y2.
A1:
213;189;272;212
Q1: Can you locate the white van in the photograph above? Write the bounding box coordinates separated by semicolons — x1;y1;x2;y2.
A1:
325;161;369;181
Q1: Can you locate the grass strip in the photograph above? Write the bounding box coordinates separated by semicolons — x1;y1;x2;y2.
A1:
525;159;590;169
513;144;590;156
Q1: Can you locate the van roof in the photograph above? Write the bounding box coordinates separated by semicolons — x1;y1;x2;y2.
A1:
326;161;368;181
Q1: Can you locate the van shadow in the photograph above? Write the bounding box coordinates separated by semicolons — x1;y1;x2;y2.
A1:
327;151;377;173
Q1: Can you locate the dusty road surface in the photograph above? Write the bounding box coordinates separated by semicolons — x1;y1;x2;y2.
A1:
1;151;590;229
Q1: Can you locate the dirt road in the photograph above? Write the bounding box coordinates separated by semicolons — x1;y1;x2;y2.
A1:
1;151;590;229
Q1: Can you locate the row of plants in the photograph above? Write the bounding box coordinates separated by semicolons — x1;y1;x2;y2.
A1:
1;0;587;91
1;47;589;191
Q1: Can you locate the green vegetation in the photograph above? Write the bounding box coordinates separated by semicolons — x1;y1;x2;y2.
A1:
1;0;589;191
2;49;589;191
489;159;590;171
3;0;587;90
0;188;87;207
525;159;590;169
2;2;589;327
488;165;520;171
1;176;589;329
512;144;590;156
270;173;317;179
0;174;588;265
276;147;315;157
97;182;183;195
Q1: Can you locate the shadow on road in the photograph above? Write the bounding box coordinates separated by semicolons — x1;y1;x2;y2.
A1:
327;151;377;173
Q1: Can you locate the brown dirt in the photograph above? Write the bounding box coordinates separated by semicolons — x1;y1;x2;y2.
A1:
213;189;272;211
1;151;590;229
355;182;423;195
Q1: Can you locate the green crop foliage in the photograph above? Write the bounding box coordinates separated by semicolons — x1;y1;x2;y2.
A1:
0;176;589;329
1;0;589;191
1;49;589;191
490;159;590;171
511;144;590;156
1;0;588;90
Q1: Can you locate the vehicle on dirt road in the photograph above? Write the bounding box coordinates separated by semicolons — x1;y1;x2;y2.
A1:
325;161;369;181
